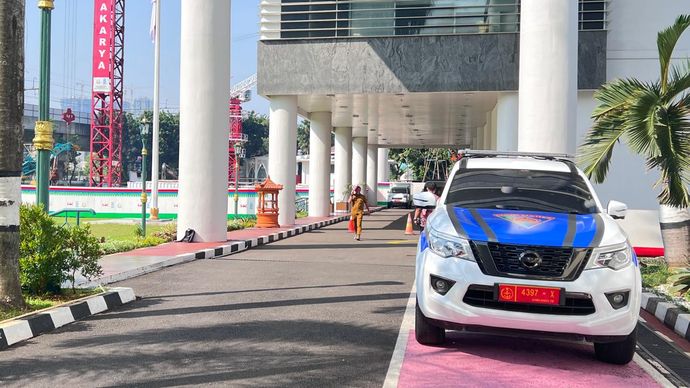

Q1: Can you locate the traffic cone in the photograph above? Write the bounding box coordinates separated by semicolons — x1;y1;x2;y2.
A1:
404;214;415;235
347;217;355;233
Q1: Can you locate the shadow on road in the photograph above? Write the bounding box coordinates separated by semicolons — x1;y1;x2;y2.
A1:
152;280;406;299
87;292;411;321
0;319;398;387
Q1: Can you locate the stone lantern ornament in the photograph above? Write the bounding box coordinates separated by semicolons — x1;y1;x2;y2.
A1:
255;176;283;228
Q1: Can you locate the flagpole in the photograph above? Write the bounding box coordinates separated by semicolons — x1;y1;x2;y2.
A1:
150;0;161;221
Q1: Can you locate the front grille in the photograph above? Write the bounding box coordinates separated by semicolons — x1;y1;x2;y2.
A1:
471;242;591;281
488;243;572;278
463;285;595;316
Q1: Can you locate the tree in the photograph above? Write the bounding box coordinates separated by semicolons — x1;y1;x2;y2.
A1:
0;0;25;309
243;111;269;158
122;111;180;182
389;148;453;181
297;119;310;155
579;15;690;267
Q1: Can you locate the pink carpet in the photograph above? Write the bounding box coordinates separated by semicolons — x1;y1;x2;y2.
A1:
398;330;659;388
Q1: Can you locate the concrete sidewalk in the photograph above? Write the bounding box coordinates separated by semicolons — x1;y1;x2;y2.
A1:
76;214;356;287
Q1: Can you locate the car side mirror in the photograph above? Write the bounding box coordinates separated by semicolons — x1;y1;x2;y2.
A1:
607;200;627;219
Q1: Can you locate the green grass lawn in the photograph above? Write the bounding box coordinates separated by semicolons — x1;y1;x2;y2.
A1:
0;289;101;322
51;217;167;241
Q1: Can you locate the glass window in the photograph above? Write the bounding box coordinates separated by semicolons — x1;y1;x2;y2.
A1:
277;1;602;39
445;168;598;215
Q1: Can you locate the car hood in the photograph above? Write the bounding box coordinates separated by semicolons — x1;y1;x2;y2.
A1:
429;206;626;248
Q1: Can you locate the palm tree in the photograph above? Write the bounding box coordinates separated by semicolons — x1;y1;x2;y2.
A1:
0;0;25;309
580;15;690;268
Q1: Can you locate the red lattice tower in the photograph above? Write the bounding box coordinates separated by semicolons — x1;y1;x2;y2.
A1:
228;97;245;185
89;0;125;187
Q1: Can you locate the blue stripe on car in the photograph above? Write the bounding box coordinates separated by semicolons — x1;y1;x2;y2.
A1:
452;207;599;248
452;208;489;242
419;231;429;252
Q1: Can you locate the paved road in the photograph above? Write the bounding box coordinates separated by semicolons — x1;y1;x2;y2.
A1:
0;210;416;387
1;209;688;387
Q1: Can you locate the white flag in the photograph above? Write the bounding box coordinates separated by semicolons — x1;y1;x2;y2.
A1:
149;0;157;43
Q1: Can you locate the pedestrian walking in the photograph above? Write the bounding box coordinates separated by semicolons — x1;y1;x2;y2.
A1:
349;186;371;241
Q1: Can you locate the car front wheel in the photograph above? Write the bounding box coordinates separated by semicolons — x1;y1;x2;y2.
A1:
594;327;637;365
415;301;445;345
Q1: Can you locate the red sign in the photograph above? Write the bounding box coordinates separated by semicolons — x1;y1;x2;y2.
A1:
92;0;114;92
498;284;561;306
63;108;76;125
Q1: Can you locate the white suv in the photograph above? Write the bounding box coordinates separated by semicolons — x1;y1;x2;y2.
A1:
415;151;641;364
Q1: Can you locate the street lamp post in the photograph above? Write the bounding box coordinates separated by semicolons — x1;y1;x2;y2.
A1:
140;117;150;236
34;0;55;210
233;142;241;218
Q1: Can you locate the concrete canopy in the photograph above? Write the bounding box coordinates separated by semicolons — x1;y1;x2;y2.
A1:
298;92;499;148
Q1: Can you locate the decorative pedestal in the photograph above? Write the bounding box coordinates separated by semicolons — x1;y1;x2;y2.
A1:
255;177;283;228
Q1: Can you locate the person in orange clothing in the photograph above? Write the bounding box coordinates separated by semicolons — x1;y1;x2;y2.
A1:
349;185;371;241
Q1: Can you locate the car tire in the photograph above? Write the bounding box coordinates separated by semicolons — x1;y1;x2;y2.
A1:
415;300;445;345
593;327;637;365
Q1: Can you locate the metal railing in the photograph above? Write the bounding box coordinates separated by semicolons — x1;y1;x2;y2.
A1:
50;207;97;226
296;197;309;213
261;0;608;40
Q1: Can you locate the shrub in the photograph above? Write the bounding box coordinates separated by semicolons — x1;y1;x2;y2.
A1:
134;223;145;238
19;205;70;295
20;205;105;294
101;240;139;255
640;260;671;288
152;222;177;242
141;236;165;246
670;268;690;297
64;225;103;291
99;236;166;255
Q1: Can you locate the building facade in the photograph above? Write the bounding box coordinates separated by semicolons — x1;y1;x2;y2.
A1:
256;0;689;215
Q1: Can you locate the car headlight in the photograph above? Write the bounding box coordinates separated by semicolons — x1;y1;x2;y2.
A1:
427;227;475;261
593;244;633;270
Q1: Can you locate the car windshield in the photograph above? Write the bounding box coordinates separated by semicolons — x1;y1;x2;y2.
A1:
445;168;599;214
391;187;408;194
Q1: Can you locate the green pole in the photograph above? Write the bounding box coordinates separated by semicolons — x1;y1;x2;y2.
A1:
141;142;148;236
33;0;54;211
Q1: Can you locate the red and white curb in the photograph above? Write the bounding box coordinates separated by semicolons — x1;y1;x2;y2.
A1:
0;287;135;350
641;292;690;341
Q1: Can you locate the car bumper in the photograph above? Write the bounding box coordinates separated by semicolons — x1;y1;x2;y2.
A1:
415;247;641;338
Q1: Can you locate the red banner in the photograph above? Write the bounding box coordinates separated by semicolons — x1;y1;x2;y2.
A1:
92;0;114;93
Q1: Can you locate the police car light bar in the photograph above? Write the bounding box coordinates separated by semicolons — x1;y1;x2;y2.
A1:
460;149;574;161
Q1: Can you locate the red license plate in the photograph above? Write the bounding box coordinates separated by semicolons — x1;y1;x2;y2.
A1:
498;284;561;306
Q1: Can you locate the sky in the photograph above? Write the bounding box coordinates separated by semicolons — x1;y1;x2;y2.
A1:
24;0;269;115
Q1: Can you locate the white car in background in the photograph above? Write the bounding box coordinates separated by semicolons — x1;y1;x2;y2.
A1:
415;151;641;365
387;183;412;209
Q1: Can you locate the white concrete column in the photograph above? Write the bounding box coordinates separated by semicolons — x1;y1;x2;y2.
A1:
482;116;492;150
177;0;230;242
518;0;577;154
377;147;389;183
474;127;483;150
352;137;367;189
366;144;378;206
308;112;332;217
496;92;519;151
268;95;298;226
334;127;352;209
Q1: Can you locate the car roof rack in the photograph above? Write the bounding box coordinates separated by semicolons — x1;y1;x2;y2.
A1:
458;149;578;175
460;149;574;161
